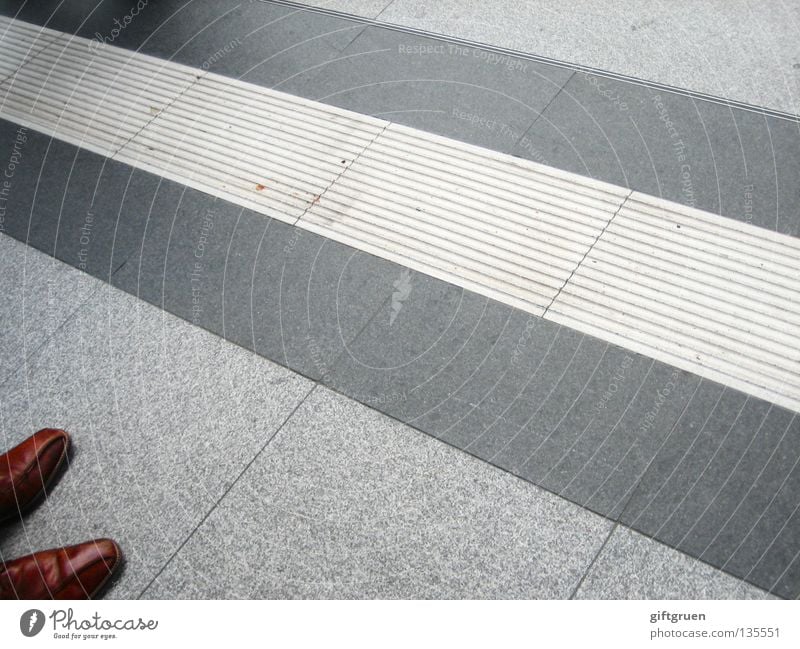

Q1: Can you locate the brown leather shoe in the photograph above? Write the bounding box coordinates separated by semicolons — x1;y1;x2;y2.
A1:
0;428;70;523
0;539;122;599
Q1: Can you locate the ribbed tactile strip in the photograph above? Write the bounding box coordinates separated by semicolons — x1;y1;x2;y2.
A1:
548;192;800;412
0;17;799;412
0;15;58;82
0;29;199;157
116;72;387;223
300;123;628;314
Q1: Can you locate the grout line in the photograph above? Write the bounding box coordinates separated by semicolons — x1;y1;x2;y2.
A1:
510;70;575;152
569;522;619;599
0;17;793;596
373;0;398;22
2;231;778;599
542;189;632;317
256;0;800;123
326;15;373;54
105;0;245;157
0;26;61;86
310;367;777;600
136;382;319;599
319;291;394;386
291;121;390;227
110;74;205;161
0;235;106;390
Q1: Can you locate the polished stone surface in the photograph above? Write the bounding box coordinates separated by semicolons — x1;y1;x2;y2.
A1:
576;526;775;599
0;233;99;385
144;387;612;598
0;272;312;598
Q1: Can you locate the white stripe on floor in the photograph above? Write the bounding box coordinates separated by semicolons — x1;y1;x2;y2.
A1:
301;123;628;314
1;16;798;412
0;16;59;82
0;16;198;157
547;193;800;409
116;72;387;224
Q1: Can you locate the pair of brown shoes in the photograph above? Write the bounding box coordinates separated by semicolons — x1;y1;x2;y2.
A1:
0;429;122;599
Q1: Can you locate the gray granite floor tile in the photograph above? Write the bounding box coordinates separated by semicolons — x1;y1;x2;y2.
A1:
108;185;246;333
0;1;368;93
143;386;612;599
5;4;795;238
325;265;800;599
513;73;800;236
225;224;396;381
0;117;185;281
201;4;369;89
110;189;395;380
326;268;715;520
575;527;776;600
3;111;794;596
119;1;371;91
375;0;800;115
0;4;796;599
0;0;245;54
0;280;313;598
620;401;800;598
0;233;101;385
0;117;64;245
0;1;273;59
291;24;571;154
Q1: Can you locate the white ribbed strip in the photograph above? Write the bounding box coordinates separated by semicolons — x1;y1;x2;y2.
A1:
547;193;800;411
0;28;198;157
301;123;627;314
0;15;58;82
116;71;386;223
0;17;798;411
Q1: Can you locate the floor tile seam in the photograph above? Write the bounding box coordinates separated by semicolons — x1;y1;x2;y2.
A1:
318;274;397;387
254;0;800;123
325;0;408;55
9;204;792;588
4;234;780;598
509;70;576;152
599;385;794;599
373;0;399;21
569;521;619;599
568;520;781;599
136;382;319;599
0;22;61;88
109;73;206;161
0;236;107;391
292;121;390;227
542;189;632;317
0;46;792;592
71;0;248;159
78;0;242;147
616;525;789;600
